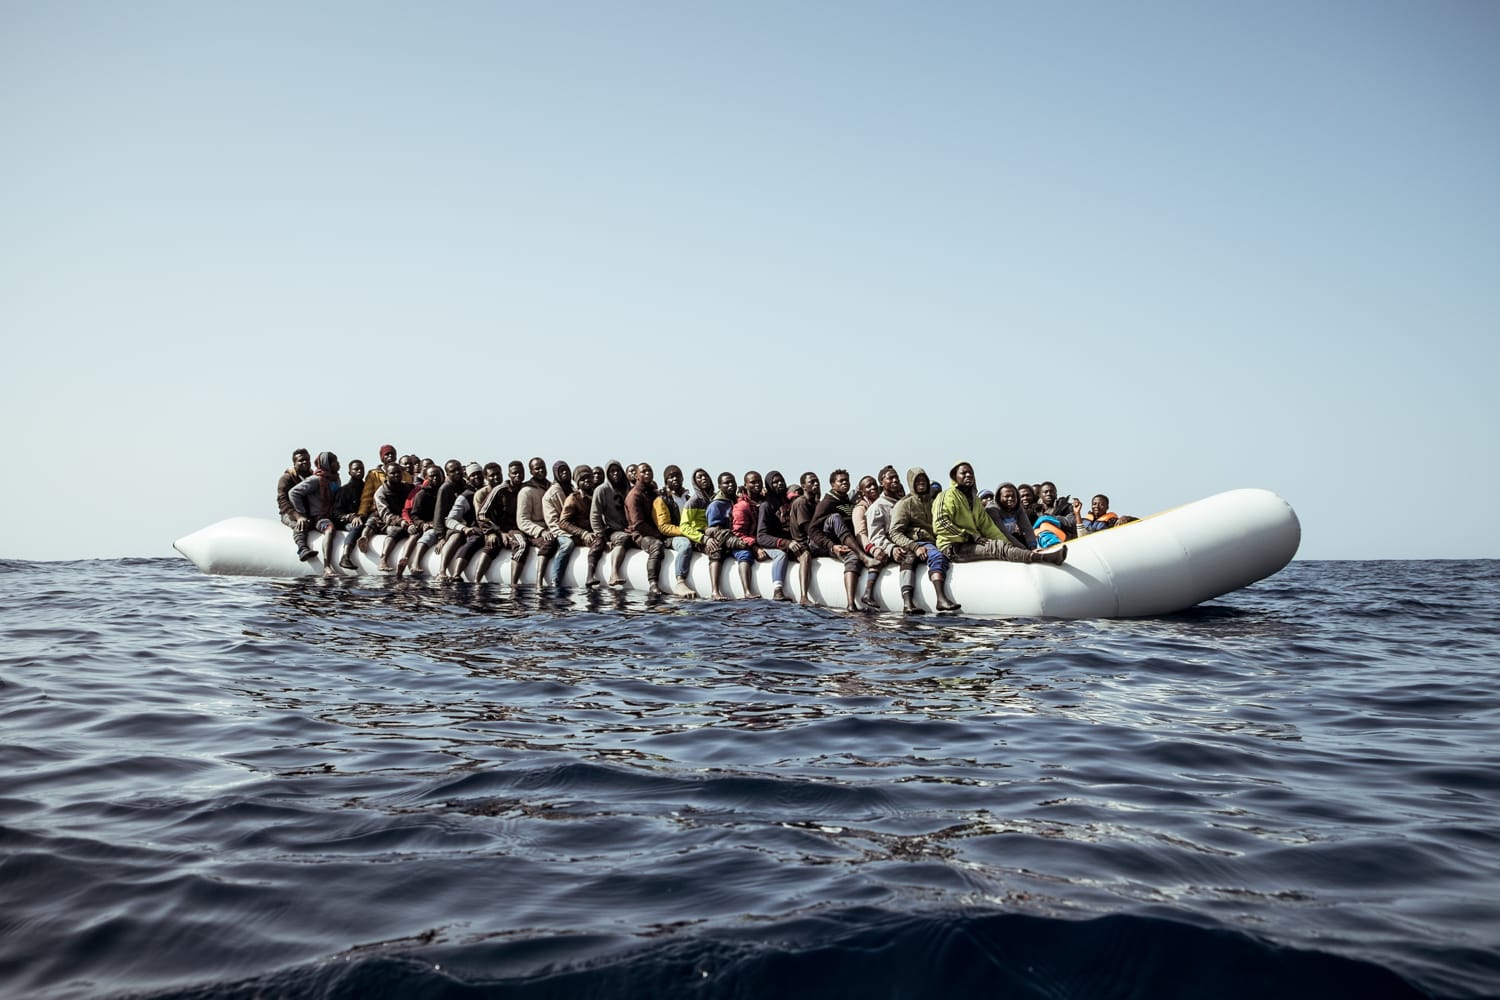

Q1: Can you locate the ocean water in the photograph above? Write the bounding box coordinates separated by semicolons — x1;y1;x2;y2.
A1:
1;557;1496;1000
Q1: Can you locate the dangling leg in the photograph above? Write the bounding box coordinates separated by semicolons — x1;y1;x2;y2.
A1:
608;538;629;588
843;569;861;612
644;539;664;596
860;556;884;609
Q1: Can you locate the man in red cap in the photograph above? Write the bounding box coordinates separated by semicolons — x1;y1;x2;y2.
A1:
357;444;405;524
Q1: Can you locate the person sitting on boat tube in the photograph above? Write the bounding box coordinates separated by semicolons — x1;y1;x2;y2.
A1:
867;466;922;615
471;462;531;588
357;444;401;520
408;459;464;578
591;460;635;589
558;464;606;587
887;468;962;613
652;465;700;599
984;482;1040;551
809;469;877;612
704;472;749;600
287;451;343;573
935;462;1067;566
787;471;820;553
331;459;366;571
1071;494;1121;535
395;465;442;578
515;457;560;588
438;463;487;581
276;448;311;531
540;461;575;587
1037;482;1078;539
367;461;413;572
624;462;668;597
756;470;811;605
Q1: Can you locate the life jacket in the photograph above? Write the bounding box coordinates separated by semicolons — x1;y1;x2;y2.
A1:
1034;515;1068;549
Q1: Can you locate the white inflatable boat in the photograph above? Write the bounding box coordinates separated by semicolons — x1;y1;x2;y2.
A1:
172;488;1300;618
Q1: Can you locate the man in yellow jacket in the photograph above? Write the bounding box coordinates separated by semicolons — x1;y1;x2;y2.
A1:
934;461;1067;566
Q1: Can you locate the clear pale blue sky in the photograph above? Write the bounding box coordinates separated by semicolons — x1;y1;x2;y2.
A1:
3;2;1495;561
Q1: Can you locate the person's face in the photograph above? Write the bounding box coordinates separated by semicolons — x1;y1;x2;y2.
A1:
636;463;653;487
529;457;547;479
1000;485;1018;508
955;464;975;489
386;462;403;480
466;469;483;489
626;464;638;485
508;462;525;485
693;469;712;494
484;467;502;487
766;472;786;495
401;456;419;477
1091;495;1109;517
608;465;627;489
801;473;820;495
744;472;763;502
576;468;594;493
379;449;396;466
1040;484;1057;506
1019;485;1036;508
557;465;572;487
327;455;341;476
718;473;737;495
913;473;930;496
880;468;903;497
830;471;851;495
423;465;440;484
858;477;879;502
293;452;312;475
348;460;365;480
665;468;683;493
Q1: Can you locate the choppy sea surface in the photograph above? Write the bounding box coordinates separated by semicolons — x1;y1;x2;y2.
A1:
1;557;1496;999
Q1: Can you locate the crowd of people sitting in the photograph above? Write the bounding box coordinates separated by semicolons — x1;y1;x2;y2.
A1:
276;444;1133;614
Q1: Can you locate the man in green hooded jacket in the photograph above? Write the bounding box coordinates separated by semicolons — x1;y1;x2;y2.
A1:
934;461;1066;566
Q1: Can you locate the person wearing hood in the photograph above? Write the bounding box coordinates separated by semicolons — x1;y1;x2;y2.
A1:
934;462;1066;567
986;482;1039;550
558;464;606;587
288;451;342;573
680;469;712;550
540;461;575;587
473;461;530;587
653;465;699;598
368;460;414;573
887;467;962;613
517;456;560;586
591;460;634;588
624;461;668;596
